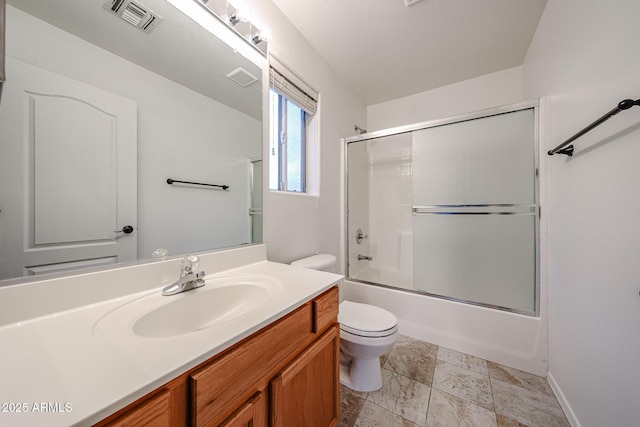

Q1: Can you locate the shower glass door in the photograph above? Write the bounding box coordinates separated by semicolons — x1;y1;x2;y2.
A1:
346;134;413;289
412;109;537;313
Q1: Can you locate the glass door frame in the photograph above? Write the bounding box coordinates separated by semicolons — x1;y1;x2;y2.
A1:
344;100;540;316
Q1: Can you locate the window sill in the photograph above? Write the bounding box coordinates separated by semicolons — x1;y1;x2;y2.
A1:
269;189;319;198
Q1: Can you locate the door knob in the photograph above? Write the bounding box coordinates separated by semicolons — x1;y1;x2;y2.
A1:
115;225;134;234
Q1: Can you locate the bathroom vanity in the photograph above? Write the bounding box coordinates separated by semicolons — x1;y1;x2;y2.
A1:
96;287;339;426
0;244;342;426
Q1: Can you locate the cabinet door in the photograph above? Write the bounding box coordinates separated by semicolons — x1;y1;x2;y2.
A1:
271;325;340;427
220;391;267;427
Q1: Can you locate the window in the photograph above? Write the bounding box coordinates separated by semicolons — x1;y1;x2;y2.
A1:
269;60;318;194
270;89;307;192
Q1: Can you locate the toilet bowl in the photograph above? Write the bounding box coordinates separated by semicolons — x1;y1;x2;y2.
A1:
291;254;399;392
338;300;398;392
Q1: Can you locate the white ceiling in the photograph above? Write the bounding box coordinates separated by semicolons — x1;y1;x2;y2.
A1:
271;0;548;106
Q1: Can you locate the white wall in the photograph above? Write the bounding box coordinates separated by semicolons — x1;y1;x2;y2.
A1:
523;1;640;426
5;6;261;260
241;0;367;267
366;66;523;132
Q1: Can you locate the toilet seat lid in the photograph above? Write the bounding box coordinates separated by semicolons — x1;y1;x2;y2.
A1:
339;300;397;337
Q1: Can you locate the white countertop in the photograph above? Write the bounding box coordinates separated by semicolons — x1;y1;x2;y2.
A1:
0;253;342;426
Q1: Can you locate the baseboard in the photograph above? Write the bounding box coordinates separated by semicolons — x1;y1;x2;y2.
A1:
547;371;581;427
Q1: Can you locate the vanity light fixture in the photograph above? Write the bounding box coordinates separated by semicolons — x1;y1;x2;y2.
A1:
194;0;268;56
228;11;240;26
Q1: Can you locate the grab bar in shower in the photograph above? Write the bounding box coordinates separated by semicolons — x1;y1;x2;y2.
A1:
548;98;640;157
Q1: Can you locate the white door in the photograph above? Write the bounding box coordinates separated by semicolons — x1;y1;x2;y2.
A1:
0;58;137;279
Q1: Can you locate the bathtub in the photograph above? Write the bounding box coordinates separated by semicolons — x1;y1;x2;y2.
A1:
341;277;547;376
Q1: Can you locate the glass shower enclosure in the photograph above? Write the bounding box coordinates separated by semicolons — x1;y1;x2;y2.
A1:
345;102;539;315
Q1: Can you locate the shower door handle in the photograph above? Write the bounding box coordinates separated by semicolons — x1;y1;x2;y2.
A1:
412;205;536;215
357;254;372;261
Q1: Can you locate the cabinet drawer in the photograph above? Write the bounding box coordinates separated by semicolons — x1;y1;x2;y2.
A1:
313;287;339;334
190;303;313;426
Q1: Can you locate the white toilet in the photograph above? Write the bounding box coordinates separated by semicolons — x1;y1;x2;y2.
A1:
291;254;399;392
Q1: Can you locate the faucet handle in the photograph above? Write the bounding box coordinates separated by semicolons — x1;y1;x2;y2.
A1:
181;254;200;274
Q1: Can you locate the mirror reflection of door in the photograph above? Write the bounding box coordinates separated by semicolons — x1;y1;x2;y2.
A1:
0;59;137;279
250;160;263;244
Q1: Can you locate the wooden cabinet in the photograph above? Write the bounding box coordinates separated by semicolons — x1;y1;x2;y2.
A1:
101;389;171;427
191;301;315;425
94;376;188;427
95;286;339;427
220;392;267;427
271;325;340;427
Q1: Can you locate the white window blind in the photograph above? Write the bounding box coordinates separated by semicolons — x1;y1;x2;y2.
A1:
269;58;317;116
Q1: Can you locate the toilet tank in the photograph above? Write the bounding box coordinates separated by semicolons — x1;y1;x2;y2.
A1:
291;254;336;271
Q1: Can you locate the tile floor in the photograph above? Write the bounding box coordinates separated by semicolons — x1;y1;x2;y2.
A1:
339;335;570;427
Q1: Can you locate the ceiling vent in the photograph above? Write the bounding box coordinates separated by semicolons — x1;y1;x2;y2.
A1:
226;68;259;87
103;0;163;34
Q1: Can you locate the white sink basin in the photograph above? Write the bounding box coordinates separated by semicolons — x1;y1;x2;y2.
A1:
93;274;283;338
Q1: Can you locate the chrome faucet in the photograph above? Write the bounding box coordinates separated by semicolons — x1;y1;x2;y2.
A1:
162;255;206;296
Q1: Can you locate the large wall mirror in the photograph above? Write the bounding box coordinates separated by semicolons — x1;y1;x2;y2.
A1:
0;0;263;283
